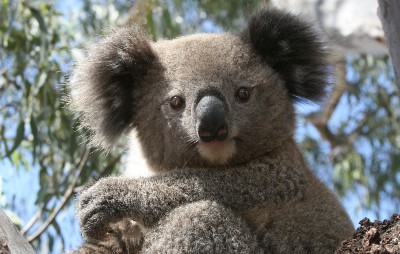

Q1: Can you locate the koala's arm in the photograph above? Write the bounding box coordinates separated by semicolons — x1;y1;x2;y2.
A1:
77;158;306;237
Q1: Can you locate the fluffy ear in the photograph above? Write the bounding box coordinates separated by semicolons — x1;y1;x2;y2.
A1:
67;27;157;149
241;8;331;103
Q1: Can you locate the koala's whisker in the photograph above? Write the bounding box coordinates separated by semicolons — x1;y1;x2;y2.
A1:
185;134;199;147
186;139;198;147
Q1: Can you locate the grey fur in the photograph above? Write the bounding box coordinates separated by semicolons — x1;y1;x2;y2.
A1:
69;8;354;254
143;201;261;253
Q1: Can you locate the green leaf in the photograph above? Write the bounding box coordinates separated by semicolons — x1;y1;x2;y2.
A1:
5;120;25;158
146;4;157;41
30;115;39;162
52;220;65;248
162;8;174;37
48;234;54;252
28;5;48;34
35;72;47;90
11;152;20;169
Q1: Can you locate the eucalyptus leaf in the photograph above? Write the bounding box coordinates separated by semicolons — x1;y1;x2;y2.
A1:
5;120;25;159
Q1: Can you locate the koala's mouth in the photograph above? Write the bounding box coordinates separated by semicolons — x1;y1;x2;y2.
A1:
197;139;236;165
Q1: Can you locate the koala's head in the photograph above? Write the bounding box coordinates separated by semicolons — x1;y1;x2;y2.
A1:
68;8;330;170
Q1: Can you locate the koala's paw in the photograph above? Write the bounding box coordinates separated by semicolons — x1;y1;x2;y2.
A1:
102;217;146;253
71;217;146;254
76;177;136;238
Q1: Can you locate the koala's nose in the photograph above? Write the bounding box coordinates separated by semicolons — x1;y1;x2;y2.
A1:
195;95;229;142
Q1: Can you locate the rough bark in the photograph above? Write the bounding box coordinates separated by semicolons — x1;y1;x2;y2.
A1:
0;208;36;254
335;214;400;253
378;0;400;94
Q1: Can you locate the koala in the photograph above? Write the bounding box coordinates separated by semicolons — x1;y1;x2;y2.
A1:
68;7;354;254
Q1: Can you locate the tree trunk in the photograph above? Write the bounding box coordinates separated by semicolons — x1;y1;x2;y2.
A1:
378;0;400;94
0;209;36;254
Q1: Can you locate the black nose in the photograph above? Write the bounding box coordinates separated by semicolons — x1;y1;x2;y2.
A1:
196;95;229;142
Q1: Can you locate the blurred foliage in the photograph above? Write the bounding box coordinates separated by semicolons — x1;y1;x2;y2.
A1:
302;54;400;216
0;0;399;253
128;0;260;41
333;55;400;212
0;0;124;252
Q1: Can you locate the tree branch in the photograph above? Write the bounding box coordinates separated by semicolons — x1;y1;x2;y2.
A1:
125;0;151;26
72;153;123;194
20;211;39;236
307;60;347;147
0;69;22;90
22;148;122;243
26;148;91;243
348;111;374;143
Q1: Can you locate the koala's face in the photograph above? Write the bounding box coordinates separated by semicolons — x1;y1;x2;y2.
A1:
69;8;330;171
134;34;295;169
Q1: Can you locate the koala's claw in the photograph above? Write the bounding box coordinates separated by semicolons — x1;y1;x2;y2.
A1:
106;217;146;250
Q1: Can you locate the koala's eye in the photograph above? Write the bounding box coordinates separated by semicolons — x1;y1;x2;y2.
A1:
170;96;184;109
236;87;251;102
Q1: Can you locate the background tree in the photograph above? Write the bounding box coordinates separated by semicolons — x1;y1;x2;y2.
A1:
0;0;398;253
378;0;400;92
